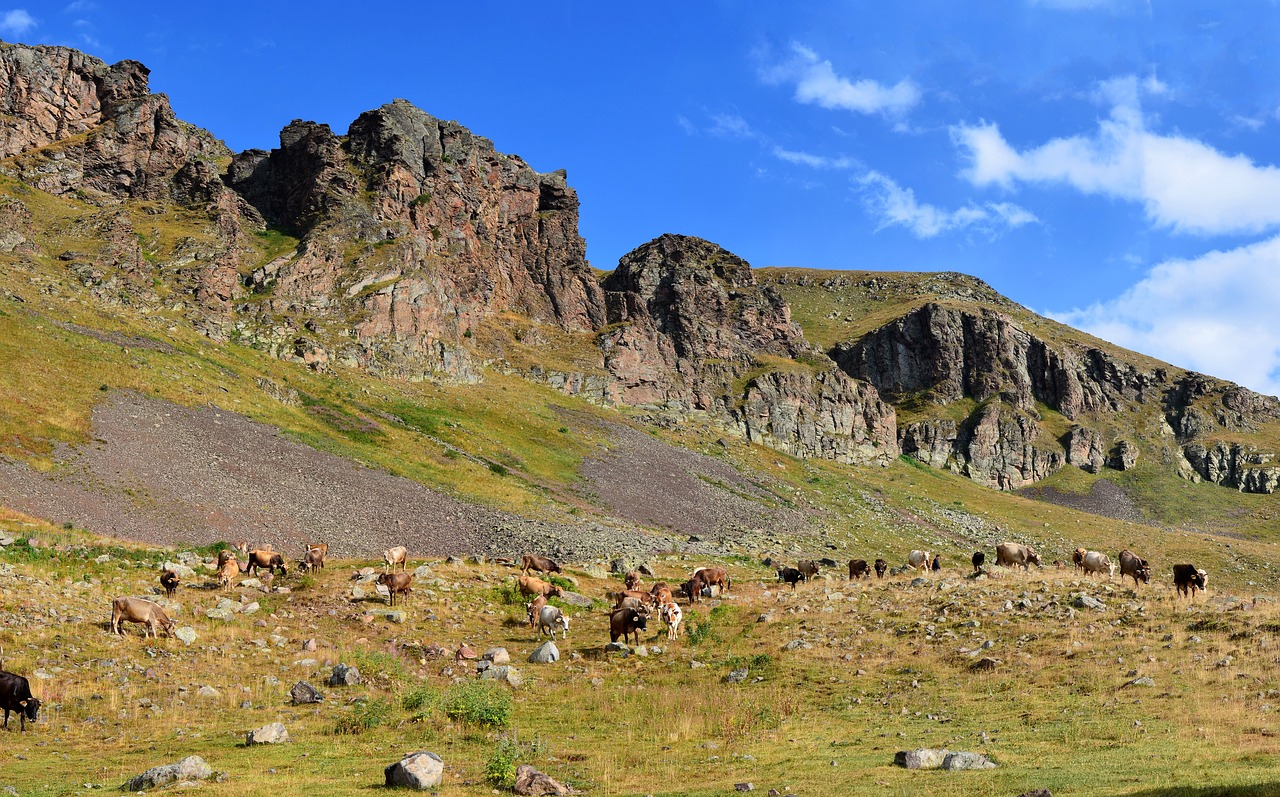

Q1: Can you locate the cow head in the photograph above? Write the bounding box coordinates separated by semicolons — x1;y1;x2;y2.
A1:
161;617;177;636
20;696;40;723
1195;569;1208;590
633;610;648;631
1136;566;1151;584
1028;551;1043;568
556;615;570;634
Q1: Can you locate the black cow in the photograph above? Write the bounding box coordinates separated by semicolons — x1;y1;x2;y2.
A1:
848;559;870;580
874;558;888;579
776;567;804;589
931;555;942;572
971;551;985;573
0;666;40;731
1173;564;1207;598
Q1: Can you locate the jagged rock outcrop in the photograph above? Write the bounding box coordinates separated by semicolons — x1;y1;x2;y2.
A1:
1180;442;1280;493
600;234;897;463
227;100;605;380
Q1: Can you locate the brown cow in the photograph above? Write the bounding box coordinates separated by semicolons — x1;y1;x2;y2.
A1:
383;546;408;573
695;567;730;591
526;595;548;629
1118;549;1150;587
520;554;562;575
299;547;326;573
848;559;870;580
517;575;562;599
650;583;674;607
246;549;287;577
159;569;179;598
377;572;414;606
1072;547;1087;572
217;556;240;589
612;589;654;609
624;570;642;590
796;561;819;582
610;606;648;644
110;597;175;638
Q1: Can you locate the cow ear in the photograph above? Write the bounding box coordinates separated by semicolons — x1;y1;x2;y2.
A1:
17;699;27;707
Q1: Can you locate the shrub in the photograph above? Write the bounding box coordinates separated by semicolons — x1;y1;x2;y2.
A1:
402;684;440;719
347;649;409;687
488;462;509;476
485;738;520;790
443;681;512;728
546;574;574;592
685;610;718;646
491;583;525;606
333;698;393;735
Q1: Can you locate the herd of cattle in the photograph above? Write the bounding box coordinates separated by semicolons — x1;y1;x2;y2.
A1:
0;537;1214;732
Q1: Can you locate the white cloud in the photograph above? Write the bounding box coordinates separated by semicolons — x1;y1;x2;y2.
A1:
772;146;857;171
1051;235;1280;397
763;42;921;118
707;113;760;141
0;8;36;36
859;171;1039;238
954;76;1280;236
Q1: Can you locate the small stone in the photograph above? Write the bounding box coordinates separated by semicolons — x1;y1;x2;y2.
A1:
482;648;511;665
942;751;996;770
122;755;212;791
514;763;569;795
724;668;749;684
174;627;197;646
196;686;220;700
735;784;754;792
246;722;289;745
328;664;362;687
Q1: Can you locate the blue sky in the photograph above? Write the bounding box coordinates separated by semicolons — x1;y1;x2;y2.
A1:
9;1;1280;395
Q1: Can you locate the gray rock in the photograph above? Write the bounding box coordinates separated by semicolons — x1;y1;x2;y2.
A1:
240;601;260;615
909;577;929;588
160;562;197;579
328;664;362;687
734;784;754;793
1126;676;1155;688
122;755;212;791
174;626;197;646
478;665;523;688
942;751;996;770
196;685;220;700
556;590;594;608
384;751;444;789
246;722;289;745
1073;594;1106;611
894;749;950;770
782;639;811;651
605;641;630;653
1017;790;1052;797
374;609;406;623
528;641;560;663
289;681;323;705
482;647;511;665
413;565;433;578
205;607;236;621
514;764;569;795
724;667;749;684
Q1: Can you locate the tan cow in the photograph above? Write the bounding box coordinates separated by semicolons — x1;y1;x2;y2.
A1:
517;575;561;599
217;555;240;589
110;597;175;638
384;546;409;573
907;550;932;571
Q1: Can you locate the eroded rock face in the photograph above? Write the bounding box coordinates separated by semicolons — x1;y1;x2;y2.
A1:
601;234;897;464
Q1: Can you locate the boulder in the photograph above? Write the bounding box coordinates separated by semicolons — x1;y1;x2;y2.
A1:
289;681;323;705
894;749;949;770
514;764;569;796
384;751;444;789
482;647;511;665
174;626;197;646
246;722;289;745
122;755;212;791
478;665;523;688
556;591;594;609
528;641;560;663
1073;594;1106;611
942;751;996;770
328;664;362;687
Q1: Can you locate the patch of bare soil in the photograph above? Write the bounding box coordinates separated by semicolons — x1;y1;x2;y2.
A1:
1018;478;1147;524
578;420;813;539
0;392;666;559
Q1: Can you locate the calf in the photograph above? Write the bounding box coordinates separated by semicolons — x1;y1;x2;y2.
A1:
874;558;888;579
680;577;702;603
299;543;328;572
217;556;240;589
1118;549;1150;587
0;654;40;732
537;605;570;640
246;549;287;577
1072;547;1087;572
661;601;683;641
110;597;175;638
159;569;179;598
383;546;408;573
612;589;654;610
526;595;548;629
777;566;804;589
520;554;561;575
971;551;985;573
847;559;870;580
649;582;673;606
377;572;414;606
796;561;819;582
1173;564;1208;599
517;575;562;599
610;606;648;645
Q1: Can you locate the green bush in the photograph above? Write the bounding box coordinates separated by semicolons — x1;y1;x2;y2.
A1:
491;583;526;606
347;649;409;687
488;462;509;476
485;738;520;789
401;684;440;721
443;681;512;728
333;698;393;735
685;610;718;646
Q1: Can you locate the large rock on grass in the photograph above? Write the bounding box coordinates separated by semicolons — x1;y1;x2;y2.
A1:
384;751;444;789
122;755;212;791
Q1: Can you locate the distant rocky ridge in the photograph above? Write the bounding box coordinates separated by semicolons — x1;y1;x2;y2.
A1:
3;42;1280;492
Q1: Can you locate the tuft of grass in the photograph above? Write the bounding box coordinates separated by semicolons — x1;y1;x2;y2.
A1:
333;697;393;735
443;681;512;728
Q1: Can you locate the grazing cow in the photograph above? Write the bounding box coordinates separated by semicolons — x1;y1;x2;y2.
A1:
1072;547;1087;572
1173;564;1208;599
610;606;648;645
874;559;888;579
612;589;654;610
110;597;175;638
520;554;562;575
217;556;240;589
661;601;683;640
848;559;870;580
232;539;250;559
537;605;570;640
383;546;408;573
931;555;942;572
907;550;932;572
1118;549;1151;587
624;570;642;590
796;561;819;582
971;551;986;573
526;595;548;629
1080;551;1115;578
517;575;562;599
649;582;673;606
377;572;414;606
299;543;328;572
160;569;179;598
0;650;40;732
995;542;1042;571
695;567;730;592
246;549;287;577
776;566;804;589
680;577;703;603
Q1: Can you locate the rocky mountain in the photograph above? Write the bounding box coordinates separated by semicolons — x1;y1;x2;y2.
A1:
3;41;1280;498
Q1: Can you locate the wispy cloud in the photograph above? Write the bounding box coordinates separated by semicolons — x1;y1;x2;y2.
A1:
707;113;761;141
772;146;857;171
1051;235;1280;396
953;75;1280;236
859;171;1038;238
762;42;921;119
0;8;37;36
